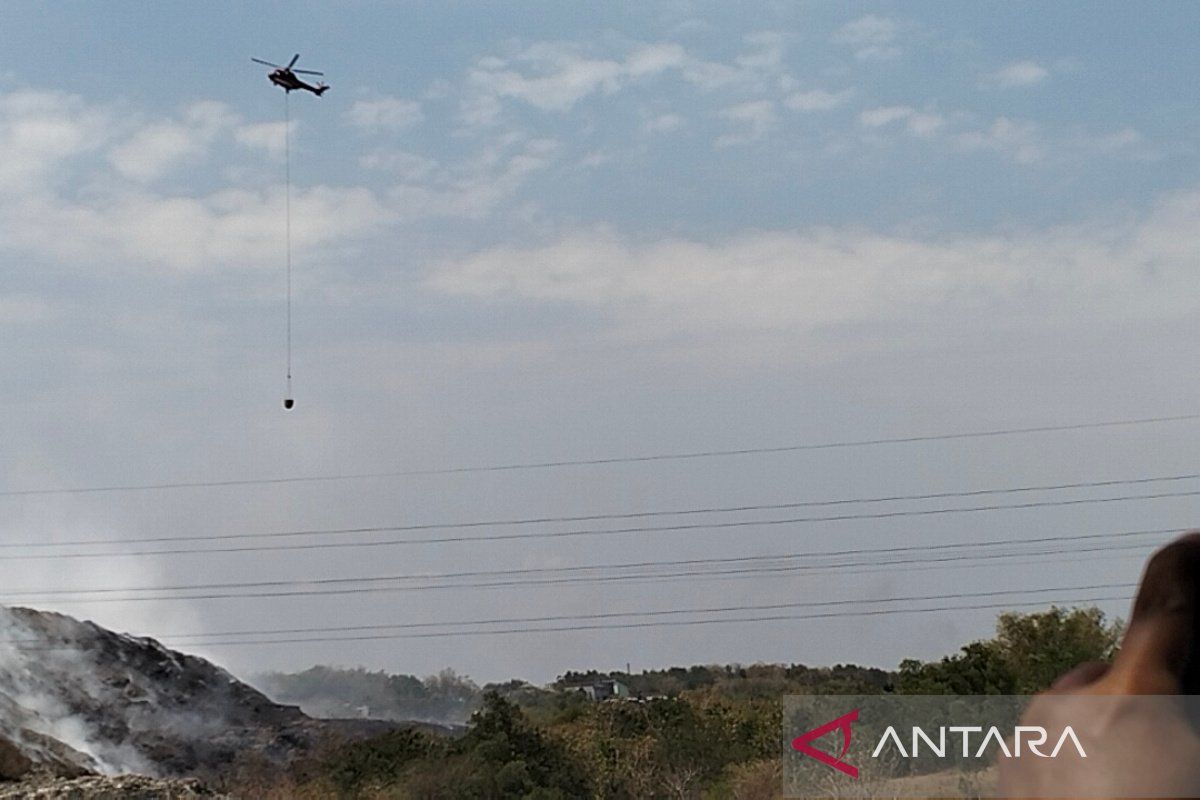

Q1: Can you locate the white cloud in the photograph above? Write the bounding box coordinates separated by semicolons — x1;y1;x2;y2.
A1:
0;90;110;194
466;42;685;118
0;86;559;274
858;102;1141;164
859;106;943;138
4;185;391;274
905;112;945;137
184;100;239;129
232;120;292;160
716;100;776;147
644;113;685;134
680;34;788;91
105;100;293;181
348;96;424;132
459;91;504;129
0;294;55;325
428;191;1200;343
677;59;744;91
834;15;902;60
579;150;612;169
734;31;785;71
463;35;789;125
360;149;439;180
469;51;621;115
109;124;201;182
784;88;853;112
860;105;914;127
1079;127;1142;153
955;116;1042;163
430;229;1009;336
386;136;558;220
108;102;242;183
991;60;1049;87
0;89;391;272
625;43;689;76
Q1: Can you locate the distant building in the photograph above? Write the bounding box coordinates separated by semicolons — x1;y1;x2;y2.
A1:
574;679;630;702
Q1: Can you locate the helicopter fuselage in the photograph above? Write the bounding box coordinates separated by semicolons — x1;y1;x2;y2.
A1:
269;70;327;96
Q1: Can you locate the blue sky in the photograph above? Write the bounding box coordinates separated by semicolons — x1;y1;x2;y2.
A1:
0;2;1197;684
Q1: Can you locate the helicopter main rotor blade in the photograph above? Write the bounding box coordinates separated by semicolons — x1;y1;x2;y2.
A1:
288;53;300;68
251;58;282;67
293;69;324;75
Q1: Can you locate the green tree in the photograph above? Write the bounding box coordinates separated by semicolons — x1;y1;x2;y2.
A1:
896;641;1017;694
993;605;1121;693
322;727;445;795
896;605;1121;695
450;691;590;799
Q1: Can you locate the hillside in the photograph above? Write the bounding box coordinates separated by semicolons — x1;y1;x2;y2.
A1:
0;606;391;791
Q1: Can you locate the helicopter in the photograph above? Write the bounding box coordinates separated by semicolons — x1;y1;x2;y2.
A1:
251;54;329;96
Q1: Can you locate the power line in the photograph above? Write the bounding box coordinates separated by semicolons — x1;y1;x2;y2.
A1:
163;583;1135;641
702;546;1152;587
2;488;1194;561
2;596;1136;654
0;583;1135;650
167;592;1136;648
1;526;1169;596
1;412;1196;497
4;527;1174;597
0;529;1170;606
6;473;1195;551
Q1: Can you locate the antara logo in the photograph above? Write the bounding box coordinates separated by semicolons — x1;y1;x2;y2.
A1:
791;710;1087;779
791;709;860;778
871;725;1087;759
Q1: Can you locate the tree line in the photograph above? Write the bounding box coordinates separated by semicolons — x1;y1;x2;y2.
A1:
241;605;1120;799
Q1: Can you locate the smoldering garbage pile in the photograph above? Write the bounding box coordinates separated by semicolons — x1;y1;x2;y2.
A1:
0;605;390;797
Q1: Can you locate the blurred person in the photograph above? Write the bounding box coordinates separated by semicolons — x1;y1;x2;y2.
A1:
1000;532;1200;798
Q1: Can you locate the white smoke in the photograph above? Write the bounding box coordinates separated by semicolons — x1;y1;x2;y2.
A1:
0;607;159;775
